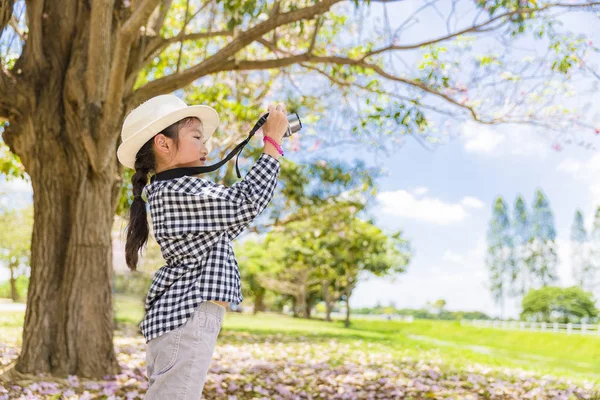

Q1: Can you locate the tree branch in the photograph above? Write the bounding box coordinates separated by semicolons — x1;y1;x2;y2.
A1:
105;0;161;114
122;30;234;95
0;0;14;35
147;0;173;35
87;0;113;104
143;30;234;63
129;0;343;105
8;14;23;41
96;0;163;172
256;37;285;56
308;16;323;55
22;0;47;73
175;0;189;74
0;69;15;118
360;3;600;61
210;53;486;122
141;1;215;65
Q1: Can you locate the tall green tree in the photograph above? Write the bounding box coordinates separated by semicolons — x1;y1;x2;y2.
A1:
587;207;600;293
513;195;531;296
487;196;515;318
528;189;559;288
1;0;599;377
571;210;593;291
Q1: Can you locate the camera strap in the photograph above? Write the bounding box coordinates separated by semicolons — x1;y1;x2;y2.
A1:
149;113;270;183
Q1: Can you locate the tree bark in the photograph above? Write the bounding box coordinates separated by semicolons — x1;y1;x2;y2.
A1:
2;45;122;376
9;120;121;377
9;262;19;302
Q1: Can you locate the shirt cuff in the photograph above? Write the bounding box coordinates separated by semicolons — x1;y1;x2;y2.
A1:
259;152;281;169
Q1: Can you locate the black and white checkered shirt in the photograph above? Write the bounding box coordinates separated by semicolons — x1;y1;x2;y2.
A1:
139;153;280;343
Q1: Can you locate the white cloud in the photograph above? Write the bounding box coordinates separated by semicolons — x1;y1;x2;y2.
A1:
461;196;485;209
412;187;429;196
557;159;583;174
460;122;551;159
557;153;600;206
461;122;504;153
377;190;484;225
442;250;466;264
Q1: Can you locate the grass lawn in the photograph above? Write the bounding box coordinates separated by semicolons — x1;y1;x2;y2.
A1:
220;311;600;385
2;294;599;389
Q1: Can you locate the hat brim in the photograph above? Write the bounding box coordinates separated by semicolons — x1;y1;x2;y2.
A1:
117;105;220;170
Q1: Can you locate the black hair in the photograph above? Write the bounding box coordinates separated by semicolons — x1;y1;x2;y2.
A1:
124;116;202;271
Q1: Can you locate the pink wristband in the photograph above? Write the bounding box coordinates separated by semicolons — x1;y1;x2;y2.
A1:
263;136;284;156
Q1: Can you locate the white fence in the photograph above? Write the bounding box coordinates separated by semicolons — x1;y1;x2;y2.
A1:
461;319;600;336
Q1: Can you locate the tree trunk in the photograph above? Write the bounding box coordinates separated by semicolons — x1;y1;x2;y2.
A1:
303;294;310;319
321;280;331;321
344;288;351;328
9;262;19;302
3;91;122;378
291;296;297;317
298;286;306;319
325;301;333;322
253;288;266;315
305;295;312;319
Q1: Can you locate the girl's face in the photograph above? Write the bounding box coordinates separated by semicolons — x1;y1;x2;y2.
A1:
154;119;209;172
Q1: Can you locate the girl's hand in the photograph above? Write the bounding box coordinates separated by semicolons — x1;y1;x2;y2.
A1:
263;103;288;143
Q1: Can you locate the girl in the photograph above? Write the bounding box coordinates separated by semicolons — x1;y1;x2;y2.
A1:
116;94;289;399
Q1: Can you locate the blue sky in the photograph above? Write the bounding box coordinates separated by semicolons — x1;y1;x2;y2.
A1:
350;122;600;318
307;2;600;318
1;2;600;318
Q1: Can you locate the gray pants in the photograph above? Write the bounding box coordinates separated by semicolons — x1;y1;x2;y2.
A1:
145;301;226;399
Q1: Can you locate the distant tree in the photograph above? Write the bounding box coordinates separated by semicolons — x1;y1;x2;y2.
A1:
513;195;531;295
571;210;594;292
0;205;33;302
253;206;411;327
527;190;558;288
521;286;598;323
586;207;600;293
487;196;515;318
431;299;447;317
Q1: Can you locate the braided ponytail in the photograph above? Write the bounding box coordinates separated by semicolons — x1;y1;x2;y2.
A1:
125;140;154;271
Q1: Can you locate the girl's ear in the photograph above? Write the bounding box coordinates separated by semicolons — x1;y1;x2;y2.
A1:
154;134;169;152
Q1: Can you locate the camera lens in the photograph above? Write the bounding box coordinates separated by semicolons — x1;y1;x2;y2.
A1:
285;113;302;137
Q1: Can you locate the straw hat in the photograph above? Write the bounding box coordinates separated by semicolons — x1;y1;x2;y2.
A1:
117;94;220;169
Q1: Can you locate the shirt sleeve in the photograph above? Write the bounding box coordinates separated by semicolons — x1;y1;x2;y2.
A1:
161;153;281;238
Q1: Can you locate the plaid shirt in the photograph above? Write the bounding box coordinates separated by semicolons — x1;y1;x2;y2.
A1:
139;153;281;343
